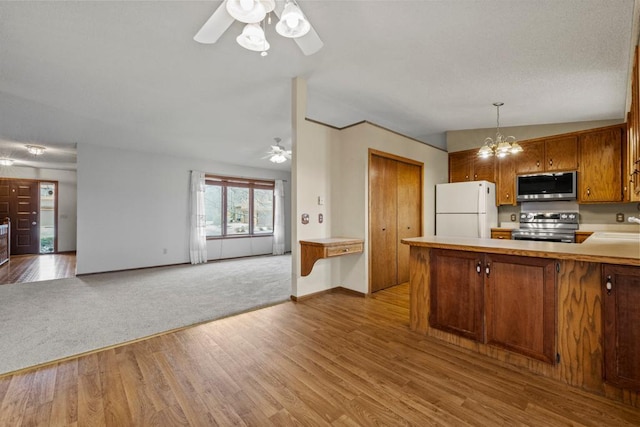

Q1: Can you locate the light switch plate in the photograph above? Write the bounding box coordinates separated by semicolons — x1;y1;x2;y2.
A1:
318;213;323;223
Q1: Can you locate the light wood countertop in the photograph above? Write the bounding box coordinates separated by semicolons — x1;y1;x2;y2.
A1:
401;234;640;266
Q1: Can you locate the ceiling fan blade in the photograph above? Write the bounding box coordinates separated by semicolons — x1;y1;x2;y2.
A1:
194;1;235;44
294;25;323;56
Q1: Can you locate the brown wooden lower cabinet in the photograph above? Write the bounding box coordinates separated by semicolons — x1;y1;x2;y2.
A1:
428;249;557;364
485;254;557;364
603;264;640;390
429;250;484;341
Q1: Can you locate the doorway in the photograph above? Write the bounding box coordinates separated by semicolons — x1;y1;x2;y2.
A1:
0;179;58;255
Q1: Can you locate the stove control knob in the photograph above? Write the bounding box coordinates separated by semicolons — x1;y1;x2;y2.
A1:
561;214;568;219
569;214;576;219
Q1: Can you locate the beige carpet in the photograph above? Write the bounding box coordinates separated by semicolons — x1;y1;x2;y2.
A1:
0;255;291;376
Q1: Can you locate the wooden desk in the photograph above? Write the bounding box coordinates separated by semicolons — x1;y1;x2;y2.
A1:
299;238;364;276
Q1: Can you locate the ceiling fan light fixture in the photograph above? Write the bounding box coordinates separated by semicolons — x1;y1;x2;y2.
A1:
26;144;46;156
0;158;15;166
269;153;287;163
276;1;310;38
226;0;267;23
236;23;270;52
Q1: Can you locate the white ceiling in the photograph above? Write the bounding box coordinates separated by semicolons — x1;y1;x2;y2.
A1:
0;0;636;171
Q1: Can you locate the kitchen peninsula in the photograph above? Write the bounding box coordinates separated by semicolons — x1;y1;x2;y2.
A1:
401;234;640;407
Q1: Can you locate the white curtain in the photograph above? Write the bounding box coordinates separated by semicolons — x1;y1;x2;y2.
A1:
189;170;208;264
272;179;285;255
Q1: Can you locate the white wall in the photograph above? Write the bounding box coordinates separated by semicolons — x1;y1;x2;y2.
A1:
292;78;449;297
77;144;291;274
0;166;77;252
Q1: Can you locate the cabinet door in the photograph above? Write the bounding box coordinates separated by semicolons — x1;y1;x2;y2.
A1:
370;155;398;292
603;265;640;390
396;162;422;284
545;136;578;171
449;151;472;182
429;249;484;341
579;128;623;202
485;254;556;363
497;155;516;205
516;140;545;174
472;155;496;182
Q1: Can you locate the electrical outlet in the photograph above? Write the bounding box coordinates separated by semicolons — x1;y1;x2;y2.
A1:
510;213;517;222
616;213;624;223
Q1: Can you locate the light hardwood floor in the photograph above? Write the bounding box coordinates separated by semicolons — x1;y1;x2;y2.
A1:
1;284;639;426
0;253;76;285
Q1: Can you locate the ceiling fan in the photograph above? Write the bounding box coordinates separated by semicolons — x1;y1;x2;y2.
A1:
265;138;292;163
194;0;323;56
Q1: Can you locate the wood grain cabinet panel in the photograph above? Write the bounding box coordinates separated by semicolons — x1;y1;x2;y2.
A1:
490;229;512;240
449;151;473;183
579;127;623;202
448;150;496;183
545;135;578;171
603;264;640;390
516;140;546;174
497;154;516;205
429;249;484;342
485;254;557;364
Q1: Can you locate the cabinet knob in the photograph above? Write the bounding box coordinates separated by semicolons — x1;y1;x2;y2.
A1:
485;263;491;277
536;160;540;167
549;159;553;166
474;174;478;179
476;261;481;274
506;193;509;199
605;275;612;295
465;175;469;179
586;187;591;196
382;228;386;231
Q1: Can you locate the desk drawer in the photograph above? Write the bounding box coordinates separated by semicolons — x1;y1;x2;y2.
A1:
326;243;363;257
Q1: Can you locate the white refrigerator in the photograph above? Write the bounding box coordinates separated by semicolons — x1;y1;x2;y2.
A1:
435;181;498;238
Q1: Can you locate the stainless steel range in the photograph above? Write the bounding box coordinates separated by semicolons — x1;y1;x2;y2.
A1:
511;211;579;243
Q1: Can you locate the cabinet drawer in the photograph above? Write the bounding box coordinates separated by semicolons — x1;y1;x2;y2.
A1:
326;243;363;257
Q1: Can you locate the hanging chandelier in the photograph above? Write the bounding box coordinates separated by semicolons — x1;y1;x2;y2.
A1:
478;102;523;158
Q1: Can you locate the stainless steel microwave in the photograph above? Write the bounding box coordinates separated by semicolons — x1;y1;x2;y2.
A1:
516;171;577;201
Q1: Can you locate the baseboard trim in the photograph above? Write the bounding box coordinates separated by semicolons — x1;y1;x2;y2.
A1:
290;286;367;302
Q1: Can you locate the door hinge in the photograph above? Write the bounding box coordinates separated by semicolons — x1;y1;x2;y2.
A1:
556;353;560;363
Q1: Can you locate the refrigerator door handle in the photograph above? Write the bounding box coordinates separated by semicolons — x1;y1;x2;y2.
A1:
477;186;482;237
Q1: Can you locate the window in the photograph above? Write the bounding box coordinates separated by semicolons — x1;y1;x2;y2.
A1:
204;175;274;238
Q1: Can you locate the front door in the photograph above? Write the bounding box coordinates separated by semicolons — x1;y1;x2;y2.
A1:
0;179;40;255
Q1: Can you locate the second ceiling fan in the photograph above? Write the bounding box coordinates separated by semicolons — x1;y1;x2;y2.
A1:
194;0;323;56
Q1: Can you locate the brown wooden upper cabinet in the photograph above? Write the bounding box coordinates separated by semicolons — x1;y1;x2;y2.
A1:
516;136;578;174
449;150;495;183
579;127;623;203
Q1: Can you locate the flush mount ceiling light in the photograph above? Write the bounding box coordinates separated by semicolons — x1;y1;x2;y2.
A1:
275;1;310;38
267;138;291;163
194;0;323;56
0;158;15;166
478;102;523;159
26;145;46;156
